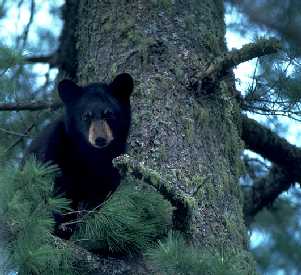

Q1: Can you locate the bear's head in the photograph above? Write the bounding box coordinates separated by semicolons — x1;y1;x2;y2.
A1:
58;73;133;150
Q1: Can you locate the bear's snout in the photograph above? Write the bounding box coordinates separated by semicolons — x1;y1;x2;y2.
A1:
88;120;113;148
95;137;107;148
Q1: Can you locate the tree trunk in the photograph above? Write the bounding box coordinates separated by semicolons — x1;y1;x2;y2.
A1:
60;0;255;273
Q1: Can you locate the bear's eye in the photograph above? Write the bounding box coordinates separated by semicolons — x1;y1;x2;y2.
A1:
82;111;93;121
103;110;115;120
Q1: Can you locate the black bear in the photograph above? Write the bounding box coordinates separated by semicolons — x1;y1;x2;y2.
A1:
27;73;133;235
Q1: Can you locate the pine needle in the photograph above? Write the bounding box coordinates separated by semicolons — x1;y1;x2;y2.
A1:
72;177;173;254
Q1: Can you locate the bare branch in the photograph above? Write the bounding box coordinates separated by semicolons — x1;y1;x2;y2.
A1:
0;101;62;111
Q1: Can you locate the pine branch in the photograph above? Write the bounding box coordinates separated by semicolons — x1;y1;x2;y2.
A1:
194;38;281;91
113;154;195;232
0;100;62;111
53;236;148;274
241;115;301;219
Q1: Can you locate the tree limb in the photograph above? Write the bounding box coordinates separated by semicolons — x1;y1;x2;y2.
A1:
24;54;58;66
204;38;280;78
0;101;62;111
241;115;301;220
243;165;294;223
241;115;301;180
194;38;281;91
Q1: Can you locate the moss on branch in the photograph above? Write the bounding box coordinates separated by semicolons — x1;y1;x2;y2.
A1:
113;154;196;232
194;37;281;92
241;115;301;221
241;115;301;179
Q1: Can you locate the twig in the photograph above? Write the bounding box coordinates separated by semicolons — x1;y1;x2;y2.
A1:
17;0;35;49
0;127;31;137
0;101;62;111
5;123;35;152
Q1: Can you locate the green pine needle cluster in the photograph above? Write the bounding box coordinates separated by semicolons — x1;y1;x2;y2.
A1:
0;44;24;70
0;156;174;273
244;41;301;121
0;157;81;275
72;177;173;254
146;232;254;275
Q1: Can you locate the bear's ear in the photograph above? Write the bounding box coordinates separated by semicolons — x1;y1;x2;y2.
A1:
109;73;134;101
58;79;82;104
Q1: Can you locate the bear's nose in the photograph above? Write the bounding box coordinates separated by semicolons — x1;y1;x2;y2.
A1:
95;137;107;148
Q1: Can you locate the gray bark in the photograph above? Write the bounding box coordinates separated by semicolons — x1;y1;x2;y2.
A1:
59;0;255;273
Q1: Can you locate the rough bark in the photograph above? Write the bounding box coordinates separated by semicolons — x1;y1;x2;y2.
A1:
59;0;255;273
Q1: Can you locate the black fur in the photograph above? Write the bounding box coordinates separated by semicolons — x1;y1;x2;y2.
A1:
26;73;133;237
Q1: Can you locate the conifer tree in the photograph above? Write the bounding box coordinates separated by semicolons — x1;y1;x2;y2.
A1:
0;0;300;274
